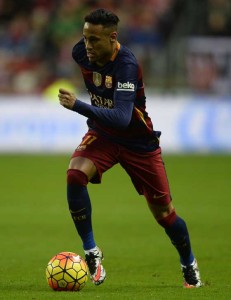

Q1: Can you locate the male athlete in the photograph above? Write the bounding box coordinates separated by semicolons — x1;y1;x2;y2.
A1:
58;8;202;288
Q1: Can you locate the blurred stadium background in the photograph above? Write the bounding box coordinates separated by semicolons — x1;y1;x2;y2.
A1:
0;0;231;153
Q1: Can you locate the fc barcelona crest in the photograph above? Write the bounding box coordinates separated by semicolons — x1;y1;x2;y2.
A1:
105;75;112;88
93;72;102;87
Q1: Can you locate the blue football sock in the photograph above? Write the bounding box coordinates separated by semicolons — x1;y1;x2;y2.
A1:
165;216;195;266
67;183;96;250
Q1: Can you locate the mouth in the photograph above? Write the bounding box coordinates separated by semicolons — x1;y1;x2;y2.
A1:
87;52;95;59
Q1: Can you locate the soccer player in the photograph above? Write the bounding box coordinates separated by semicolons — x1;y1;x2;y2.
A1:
58;8;202;288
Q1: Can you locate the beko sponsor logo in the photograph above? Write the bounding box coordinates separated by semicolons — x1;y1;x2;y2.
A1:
117;81;135;91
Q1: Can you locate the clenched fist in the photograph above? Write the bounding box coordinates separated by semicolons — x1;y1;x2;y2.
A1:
58;88;77;109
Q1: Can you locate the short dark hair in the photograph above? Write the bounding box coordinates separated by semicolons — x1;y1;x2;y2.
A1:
84;8;119;28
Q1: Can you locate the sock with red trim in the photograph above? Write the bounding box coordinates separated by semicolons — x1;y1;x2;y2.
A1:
67;169;96;250
158;211;195;266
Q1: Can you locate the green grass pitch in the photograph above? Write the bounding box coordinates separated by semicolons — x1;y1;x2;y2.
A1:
0;154;230;300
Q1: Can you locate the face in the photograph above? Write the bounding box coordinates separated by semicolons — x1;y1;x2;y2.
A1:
83;22;117;66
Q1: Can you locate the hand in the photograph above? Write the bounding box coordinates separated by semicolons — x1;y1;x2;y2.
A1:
58;88;77;110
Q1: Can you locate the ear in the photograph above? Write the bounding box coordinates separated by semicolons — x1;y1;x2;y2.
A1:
110;31;117;42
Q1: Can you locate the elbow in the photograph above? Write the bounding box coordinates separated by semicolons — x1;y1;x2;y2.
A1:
113;104;133;129
117;120;130;129
114;115;131;129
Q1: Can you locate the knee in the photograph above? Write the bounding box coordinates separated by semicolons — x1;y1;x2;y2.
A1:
148;202;176;228
157;209;177;228
67;169;89;186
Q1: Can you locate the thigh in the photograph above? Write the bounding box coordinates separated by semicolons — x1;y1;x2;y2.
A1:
71;131;119;183
119;147;172;205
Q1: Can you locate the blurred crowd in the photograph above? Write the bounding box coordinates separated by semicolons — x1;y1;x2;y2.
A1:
0;0;231;95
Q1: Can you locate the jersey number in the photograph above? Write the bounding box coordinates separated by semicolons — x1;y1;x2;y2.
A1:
81;135;97;146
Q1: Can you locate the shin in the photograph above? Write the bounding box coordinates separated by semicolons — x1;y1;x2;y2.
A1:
67;169;96;250
148;202;195;266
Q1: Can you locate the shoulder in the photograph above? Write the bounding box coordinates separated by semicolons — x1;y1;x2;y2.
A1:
115;44;139;75
117;44;138;67
72;38;87;65
113;44;139;78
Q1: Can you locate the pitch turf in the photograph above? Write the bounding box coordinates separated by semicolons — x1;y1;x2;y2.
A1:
0;154;230;300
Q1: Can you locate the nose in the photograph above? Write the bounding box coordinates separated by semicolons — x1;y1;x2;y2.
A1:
85;39;92;50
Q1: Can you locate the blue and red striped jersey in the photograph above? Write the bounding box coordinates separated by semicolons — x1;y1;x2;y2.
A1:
72;38;160;152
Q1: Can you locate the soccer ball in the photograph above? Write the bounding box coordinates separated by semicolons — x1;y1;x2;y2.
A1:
46;251;88;291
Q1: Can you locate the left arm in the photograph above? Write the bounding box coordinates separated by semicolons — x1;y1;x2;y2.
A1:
58;88;133;129
59;61;138;129
72;97;134;129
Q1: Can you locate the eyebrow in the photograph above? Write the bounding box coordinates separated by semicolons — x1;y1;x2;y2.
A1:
83;34;101;39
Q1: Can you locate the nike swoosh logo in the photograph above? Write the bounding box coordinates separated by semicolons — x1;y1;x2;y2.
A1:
93;265;102;282
153;194;165;199
69;208;86;213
